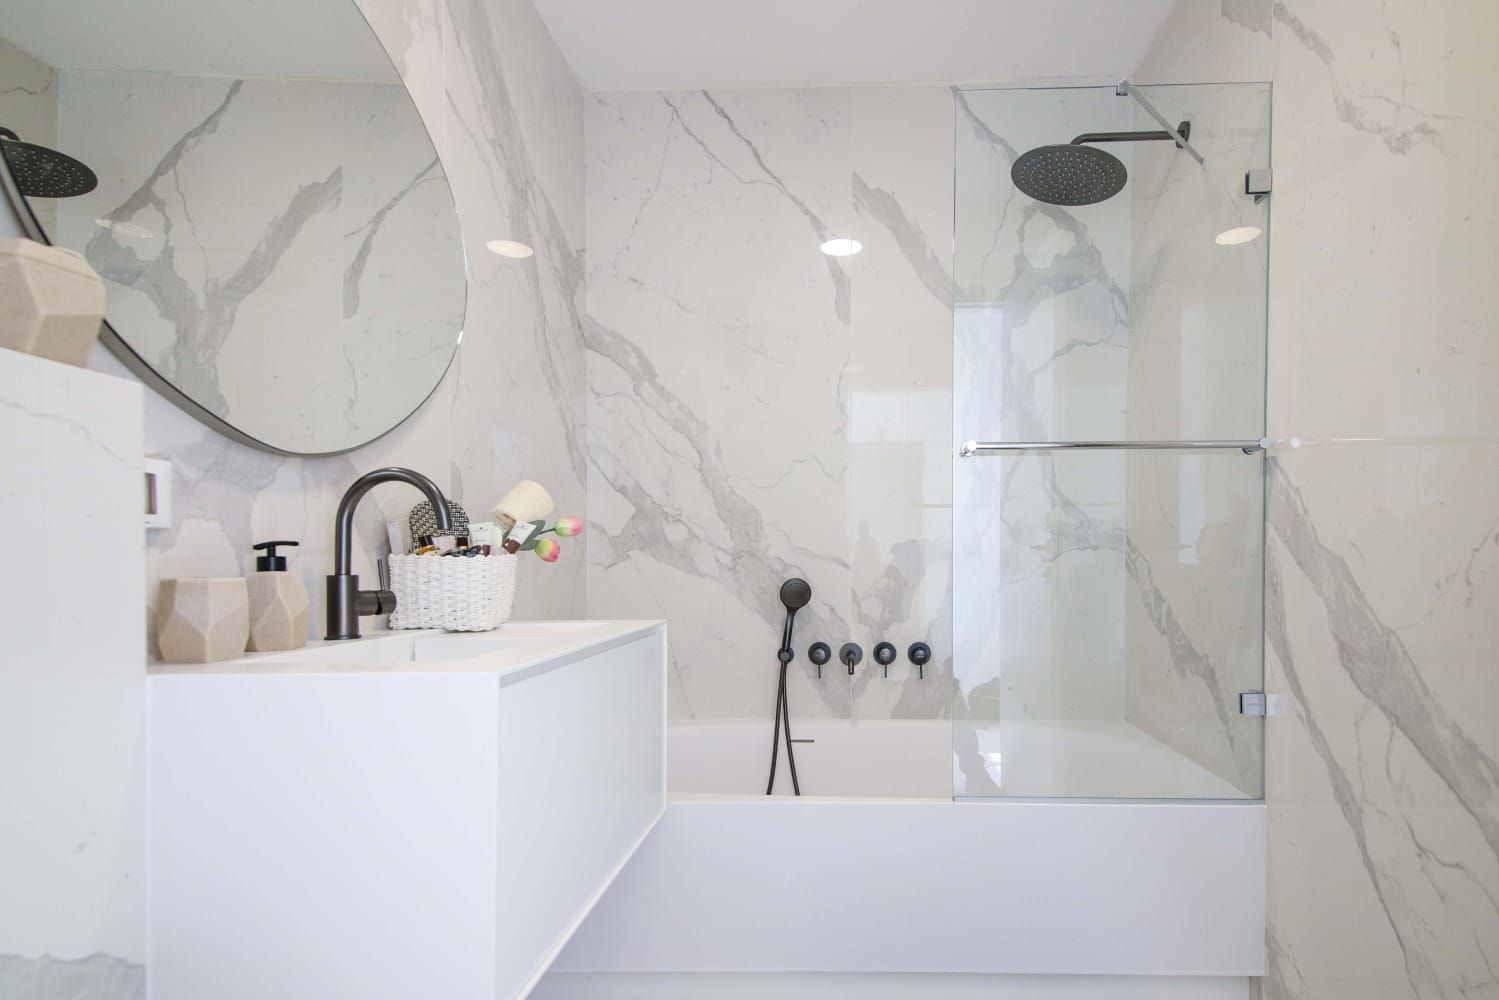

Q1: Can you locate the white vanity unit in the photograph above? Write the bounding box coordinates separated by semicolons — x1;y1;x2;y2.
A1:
148;621;666;1000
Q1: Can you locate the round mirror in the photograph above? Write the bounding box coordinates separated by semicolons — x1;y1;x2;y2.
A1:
0;0;466;455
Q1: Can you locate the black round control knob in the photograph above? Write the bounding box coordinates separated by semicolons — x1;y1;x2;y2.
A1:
808;642;831;666
873;642;897;665
908;642;932;680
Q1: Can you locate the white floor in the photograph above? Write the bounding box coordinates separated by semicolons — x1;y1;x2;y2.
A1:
535;972;1251;999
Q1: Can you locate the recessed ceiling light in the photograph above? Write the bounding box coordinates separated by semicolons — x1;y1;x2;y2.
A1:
1214;226;1262;246
487;239;534;258
819;238;863;257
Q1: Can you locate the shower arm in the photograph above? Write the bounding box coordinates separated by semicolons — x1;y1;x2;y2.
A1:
1072;125;1189;146
1116;80;1205;165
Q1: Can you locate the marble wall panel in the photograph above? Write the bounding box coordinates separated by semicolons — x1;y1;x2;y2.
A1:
584;85;953;722
1138;1;1499;994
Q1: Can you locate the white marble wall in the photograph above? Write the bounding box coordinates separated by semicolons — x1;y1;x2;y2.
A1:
584;86;953;722
1139;1;1499;995
0;352;146;998
78;0;588;651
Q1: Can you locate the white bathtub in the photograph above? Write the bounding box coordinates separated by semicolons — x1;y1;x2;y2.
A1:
668;718;951;799
667;717;1248;800
550;718;1267;987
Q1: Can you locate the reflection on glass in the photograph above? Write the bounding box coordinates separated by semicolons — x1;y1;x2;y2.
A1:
952;83;1271;800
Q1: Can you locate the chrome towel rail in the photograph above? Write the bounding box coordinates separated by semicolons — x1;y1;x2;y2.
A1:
959;440;1266;457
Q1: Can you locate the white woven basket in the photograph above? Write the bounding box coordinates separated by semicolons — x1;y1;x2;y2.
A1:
387;553;517;632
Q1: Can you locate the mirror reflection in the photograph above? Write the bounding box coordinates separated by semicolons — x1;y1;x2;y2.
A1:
0;0;465;454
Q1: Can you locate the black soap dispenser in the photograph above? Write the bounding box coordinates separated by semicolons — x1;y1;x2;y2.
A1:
246;540;311;651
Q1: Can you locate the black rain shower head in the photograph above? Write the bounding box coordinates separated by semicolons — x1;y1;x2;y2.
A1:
0;127;98;199
1010;121;1192;207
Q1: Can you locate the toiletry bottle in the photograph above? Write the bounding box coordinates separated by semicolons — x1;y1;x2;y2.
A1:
246;540;311;651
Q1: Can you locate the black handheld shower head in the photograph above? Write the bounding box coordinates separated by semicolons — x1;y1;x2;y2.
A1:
779;577;811;611
778;577;811;660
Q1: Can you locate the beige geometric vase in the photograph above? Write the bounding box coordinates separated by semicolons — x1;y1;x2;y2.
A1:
156;578;250;663
0;239;107;368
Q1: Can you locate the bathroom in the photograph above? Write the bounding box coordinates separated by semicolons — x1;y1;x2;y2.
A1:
0;0;1494;997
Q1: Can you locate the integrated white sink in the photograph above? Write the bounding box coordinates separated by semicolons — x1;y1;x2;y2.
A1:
151;620;623;676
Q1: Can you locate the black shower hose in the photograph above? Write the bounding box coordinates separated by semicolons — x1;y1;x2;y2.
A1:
766;654;801;795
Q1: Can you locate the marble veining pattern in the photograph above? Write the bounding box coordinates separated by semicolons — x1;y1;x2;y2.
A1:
585;85;953;725
56;67;463;454
1139;1;1499;995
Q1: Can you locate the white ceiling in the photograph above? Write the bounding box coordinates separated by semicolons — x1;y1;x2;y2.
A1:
531;0;1178;92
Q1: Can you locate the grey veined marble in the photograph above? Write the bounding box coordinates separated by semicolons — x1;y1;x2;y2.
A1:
585;85;954;724
0;953;145;1000
21;51;468;454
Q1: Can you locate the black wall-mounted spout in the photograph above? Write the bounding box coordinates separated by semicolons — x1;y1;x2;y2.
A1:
326;468;451;640
839;642;863;676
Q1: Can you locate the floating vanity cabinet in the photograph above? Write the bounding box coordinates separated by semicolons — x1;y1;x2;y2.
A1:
148;622;667;1000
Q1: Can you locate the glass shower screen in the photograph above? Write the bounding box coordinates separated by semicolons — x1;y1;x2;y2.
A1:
951;82;1271;799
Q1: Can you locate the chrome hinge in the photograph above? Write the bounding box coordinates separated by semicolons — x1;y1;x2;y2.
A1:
1239;691;1268;716
1245;168;1273;203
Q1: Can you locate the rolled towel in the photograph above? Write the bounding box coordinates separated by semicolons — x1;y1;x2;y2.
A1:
490;480;554;531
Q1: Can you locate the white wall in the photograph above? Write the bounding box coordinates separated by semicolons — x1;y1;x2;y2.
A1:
1136;1;1499;996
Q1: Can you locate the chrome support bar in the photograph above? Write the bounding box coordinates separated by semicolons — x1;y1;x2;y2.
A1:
960;440;1267;457
1116;80;1205;165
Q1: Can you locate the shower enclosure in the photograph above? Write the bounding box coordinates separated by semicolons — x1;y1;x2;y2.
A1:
952;82;1272;800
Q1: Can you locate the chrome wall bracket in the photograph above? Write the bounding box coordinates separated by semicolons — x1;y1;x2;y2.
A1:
1245;167;1273;204
1116;80;1205;165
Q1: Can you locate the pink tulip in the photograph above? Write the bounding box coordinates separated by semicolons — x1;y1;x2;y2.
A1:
553;516;584;537
534;537;561;562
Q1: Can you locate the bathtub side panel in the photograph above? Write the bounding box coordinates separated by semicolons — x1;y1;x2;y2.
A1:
552;799;1266;977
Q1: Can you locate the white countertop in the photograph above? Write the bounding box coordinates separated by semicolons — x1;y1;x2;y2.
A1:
149;620;664;687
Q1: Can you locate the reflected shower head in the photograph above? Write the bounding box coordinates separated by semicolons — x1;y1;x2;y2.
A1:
1010;143;1127;207
779;577;811;611
0;127;98;199
1010;121;1192;207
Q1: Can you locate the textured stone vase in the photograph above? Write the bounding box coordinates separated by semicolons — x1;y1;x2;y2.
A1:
246;573;310;652
156;578;250;663
0;239;106;368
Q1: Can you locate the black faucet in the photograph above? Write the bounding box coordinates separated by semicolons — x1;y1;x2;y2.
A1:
326;468;452;640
